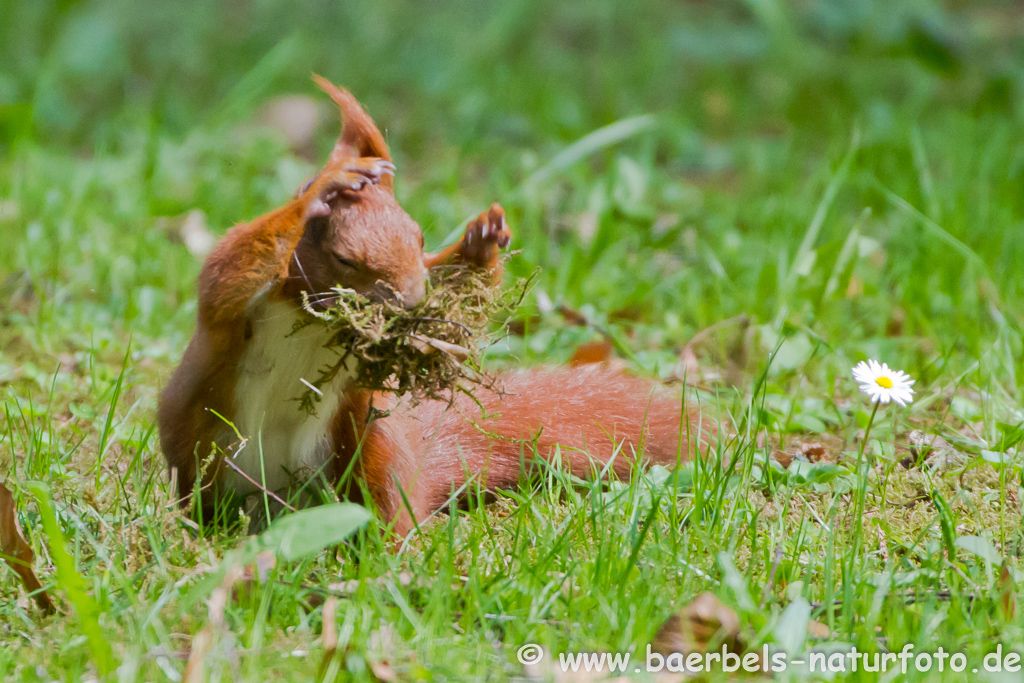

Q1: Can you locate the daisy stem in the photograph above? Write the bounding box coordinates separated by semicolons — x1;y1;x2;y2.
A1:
850;399;880;574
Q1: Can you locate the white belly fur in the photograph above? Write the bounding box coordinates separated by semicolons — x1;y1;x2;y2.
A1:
227;298;354;495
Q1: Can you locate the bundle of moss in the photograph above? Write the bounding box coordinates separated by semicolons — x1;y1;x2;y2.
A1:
294;263;532;414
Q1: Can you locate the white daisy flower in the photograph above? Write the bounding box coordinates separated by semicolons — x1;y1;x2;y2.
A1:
852;360;915;406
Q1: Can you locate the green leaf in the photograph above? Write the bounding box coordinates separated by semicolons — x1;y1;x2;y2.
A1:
653;463;694;493
774;597;811;655
980;450;1011;468
787;461;839;487
955;535;1002;565
256;503;372;561
806;463;840;485
788;413;826;433
717;552;756;612
787;459;815;483
183;503;371;613
995;422;1024;452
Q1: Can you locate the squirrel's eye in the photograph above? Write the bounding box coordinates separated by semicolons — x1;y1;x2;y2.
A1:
335;255;357;270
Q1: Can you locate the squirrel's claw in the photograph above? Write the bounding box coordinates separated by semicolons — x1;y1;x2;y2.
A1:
459;203;512;270
310;157;395;214
353;158;395;176
341;157;394;188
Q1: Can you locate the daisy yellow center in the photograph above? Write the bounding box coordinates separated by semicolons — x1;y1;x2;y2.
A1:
875;376;893;389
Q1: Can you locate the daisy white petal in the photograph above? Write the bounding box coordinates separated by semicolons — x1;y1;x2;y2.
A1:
852;359;915;406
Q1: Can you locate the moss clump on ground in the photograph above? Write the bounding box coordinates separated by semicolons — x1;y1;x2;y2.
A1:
295;263;532;413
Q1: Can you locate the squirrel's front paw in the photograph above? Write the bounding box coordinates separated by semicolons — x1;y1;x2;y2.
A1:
459;204;512;269
306;157;395;218
340;157;395;188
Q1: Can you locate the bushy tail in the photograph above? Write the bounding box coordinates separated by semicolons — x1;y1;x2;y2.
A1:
413;366;713;491
352;365;716;534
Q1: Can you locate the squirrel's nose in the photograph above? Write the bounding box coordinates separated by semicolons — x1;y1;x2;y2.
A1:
369;274;425;309
399;275;426;309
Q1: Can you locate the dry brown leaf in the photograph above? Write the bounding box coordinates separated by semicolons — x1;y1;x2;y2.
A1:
318;596;339;678
575;211;599;244
884;307;906;337
367;623;400;682
184;562;245;680
807;619;831;639
506;315;539;337
999;562;1017;621
0;483;54;614
556;304;589;327
322;596;339;651
608;303;644;323
569;339;614;367
846;275;864;298
237;550;277;588
773;436;842;469
652;592;743;656
771;450;793;469
258;95;323;157
676;345;701;380
182;629;214;683
652;593;768;679
253;550;276;583
370;660;397;682
798;442;829;463
179;210;216;259
55;353;80;374
317;604;399;681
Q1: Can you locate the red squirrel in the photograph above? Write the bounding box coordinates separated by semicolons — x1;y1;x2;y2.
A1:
158;76;709;536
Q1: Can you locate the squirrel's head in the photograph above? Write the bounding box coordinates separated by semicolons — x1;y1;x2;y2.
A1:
284;76;427;310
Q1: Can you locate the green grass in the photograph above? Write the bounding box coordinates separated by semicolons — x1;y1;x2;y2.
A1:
2;0;1024;680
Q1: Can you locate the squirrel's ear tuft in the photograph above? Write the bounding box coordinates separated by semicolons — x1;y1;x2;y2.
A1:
312;74;392;178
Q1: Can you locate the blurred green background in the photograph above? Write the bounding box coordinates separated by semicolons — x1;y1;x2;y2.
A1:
4;3;1024;677
1;0;1023;381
